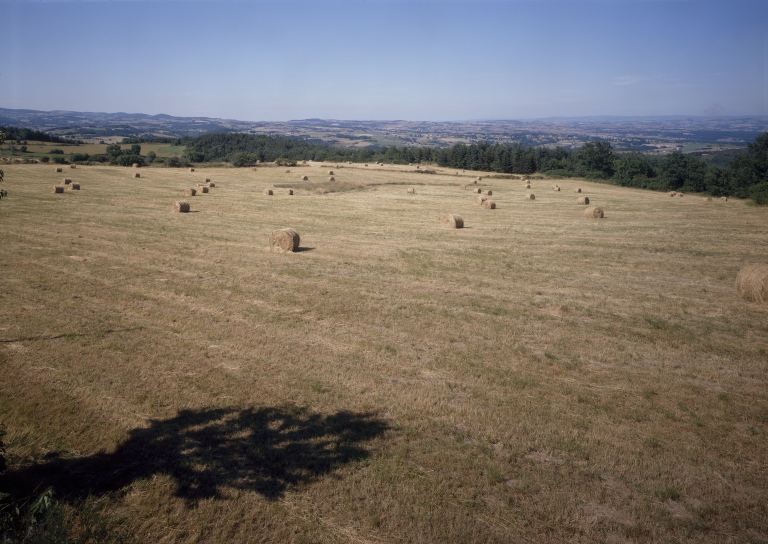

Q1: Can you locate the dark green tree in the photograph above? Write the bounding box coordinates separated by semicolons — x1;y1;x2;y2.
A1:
577;142;615;178
659;151;707;192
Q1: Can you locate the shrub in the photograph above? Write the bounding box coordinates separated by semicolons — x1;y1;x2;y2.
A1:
39;156;49;163
48;149;64;155
71;153;90;162
749;182;768;206
146;151;157;164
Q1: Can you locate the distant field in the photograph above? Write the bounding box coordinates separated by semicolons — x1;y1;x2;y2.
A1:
0;141;184;158
1;163;766;543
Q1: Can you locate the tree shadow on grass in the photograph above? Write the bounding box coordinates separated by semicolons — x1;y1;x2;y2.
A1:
3;406;388;504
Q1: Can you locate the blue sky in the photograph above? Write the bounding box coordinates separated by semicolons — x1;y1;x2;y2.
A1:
0;0;766;121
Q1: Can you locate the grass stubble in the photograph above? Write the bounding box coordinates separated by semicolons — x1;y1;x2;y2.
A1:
0;162;767;543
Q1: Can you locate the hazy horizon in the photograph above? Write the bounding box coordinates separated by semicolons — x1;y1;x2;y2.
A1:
1;0;767;121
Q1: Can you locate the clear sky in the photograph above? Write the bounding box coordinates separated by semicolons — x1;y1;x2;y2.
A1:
1;0;766;121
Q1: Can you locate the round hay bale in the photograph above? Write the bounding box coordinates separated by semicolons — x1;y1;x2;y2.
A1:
328;170;334;175
132;163;138;168
525;184;531;189
474;195;487;204
329;176;335;181
584;206;604;218
208;182;215;188
173;200;190;213
460;184;466;190
485;190;493;196
526;193;535;200
199;186;209;193
70;165;76;169
68;183;80;190
185;188;197;196
678;192;684;197
669;191;677;197
476;176;482;181
52;185;64;193
474;188;482;194
575;188;581;193
736;264;768;304
416;166;421;169
473;180;478;185
577;196;590;205
301;175;308;181
554;186;561;192
63;178;72;184
482;200;496;209
55;167;62;172
205;178;211;183
134;172;140;178
347;161;352;164
189;168;195;172
407;188;415;194
441;214;464;229
286;189;294;195
720;196;728;201
302;160;307;164
365;164;368;167
263;189;273;195
285;169;291;173
269;228;300;252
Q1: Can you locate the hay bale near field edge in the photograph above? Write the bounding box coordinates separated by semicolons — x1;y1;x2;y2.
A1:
577;196;590;205
134;173;140;178
441;214;464;228
55;167;62;173
185;188;197;197
173;201;190;213
482;200;496;209
269;228;300;253
736;265;768;304
485;190;493;196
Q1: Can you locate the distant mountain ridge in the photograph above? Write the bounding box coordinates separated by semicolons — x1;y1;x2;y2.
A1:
1;107;767;151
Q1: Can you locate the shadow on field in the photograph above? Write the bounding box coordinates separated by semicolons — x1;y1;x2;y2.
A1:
4;406;388;503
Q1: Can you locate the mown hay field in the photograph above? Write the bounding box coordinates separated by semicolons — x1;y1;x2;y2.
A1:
1;163;767;543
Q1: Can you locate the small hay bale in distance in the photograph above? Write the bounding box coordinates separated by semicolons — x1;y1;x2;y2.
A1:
526;193;536;200
736;264;768;304
474;187;482;194
286;189;294;195
63;178;72;184
263;189;273;195
678;192;684;197
134;172;141;178
207;182;215;188
584;206;604;218
476;176;482;181
189;167;195;172
185;188;197;197
474;195;487;204
205;178;211;183
553;186;561;192
328;170;334;175
301;175;309;181
198;186;209;193
460;184;466;190
329;176;335;181
407;188;415;194
707;197;713;202
577;196;590;205
365;163;368;167
132;163;138;168
173;200;190;213
575;188;581;193
68;183;80;191
52;185;64;193
55;167;63;173
525;184;531;189
485;190;493;196
720;196;728;201
669;191;677;197
285;169;291;173
70;164;76;169
441;214;464;229
269;228;300;253
482;200;496;209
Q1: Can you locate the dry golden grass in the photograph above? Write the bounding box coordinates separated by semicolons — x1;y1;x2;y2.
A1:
0;164;767;543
